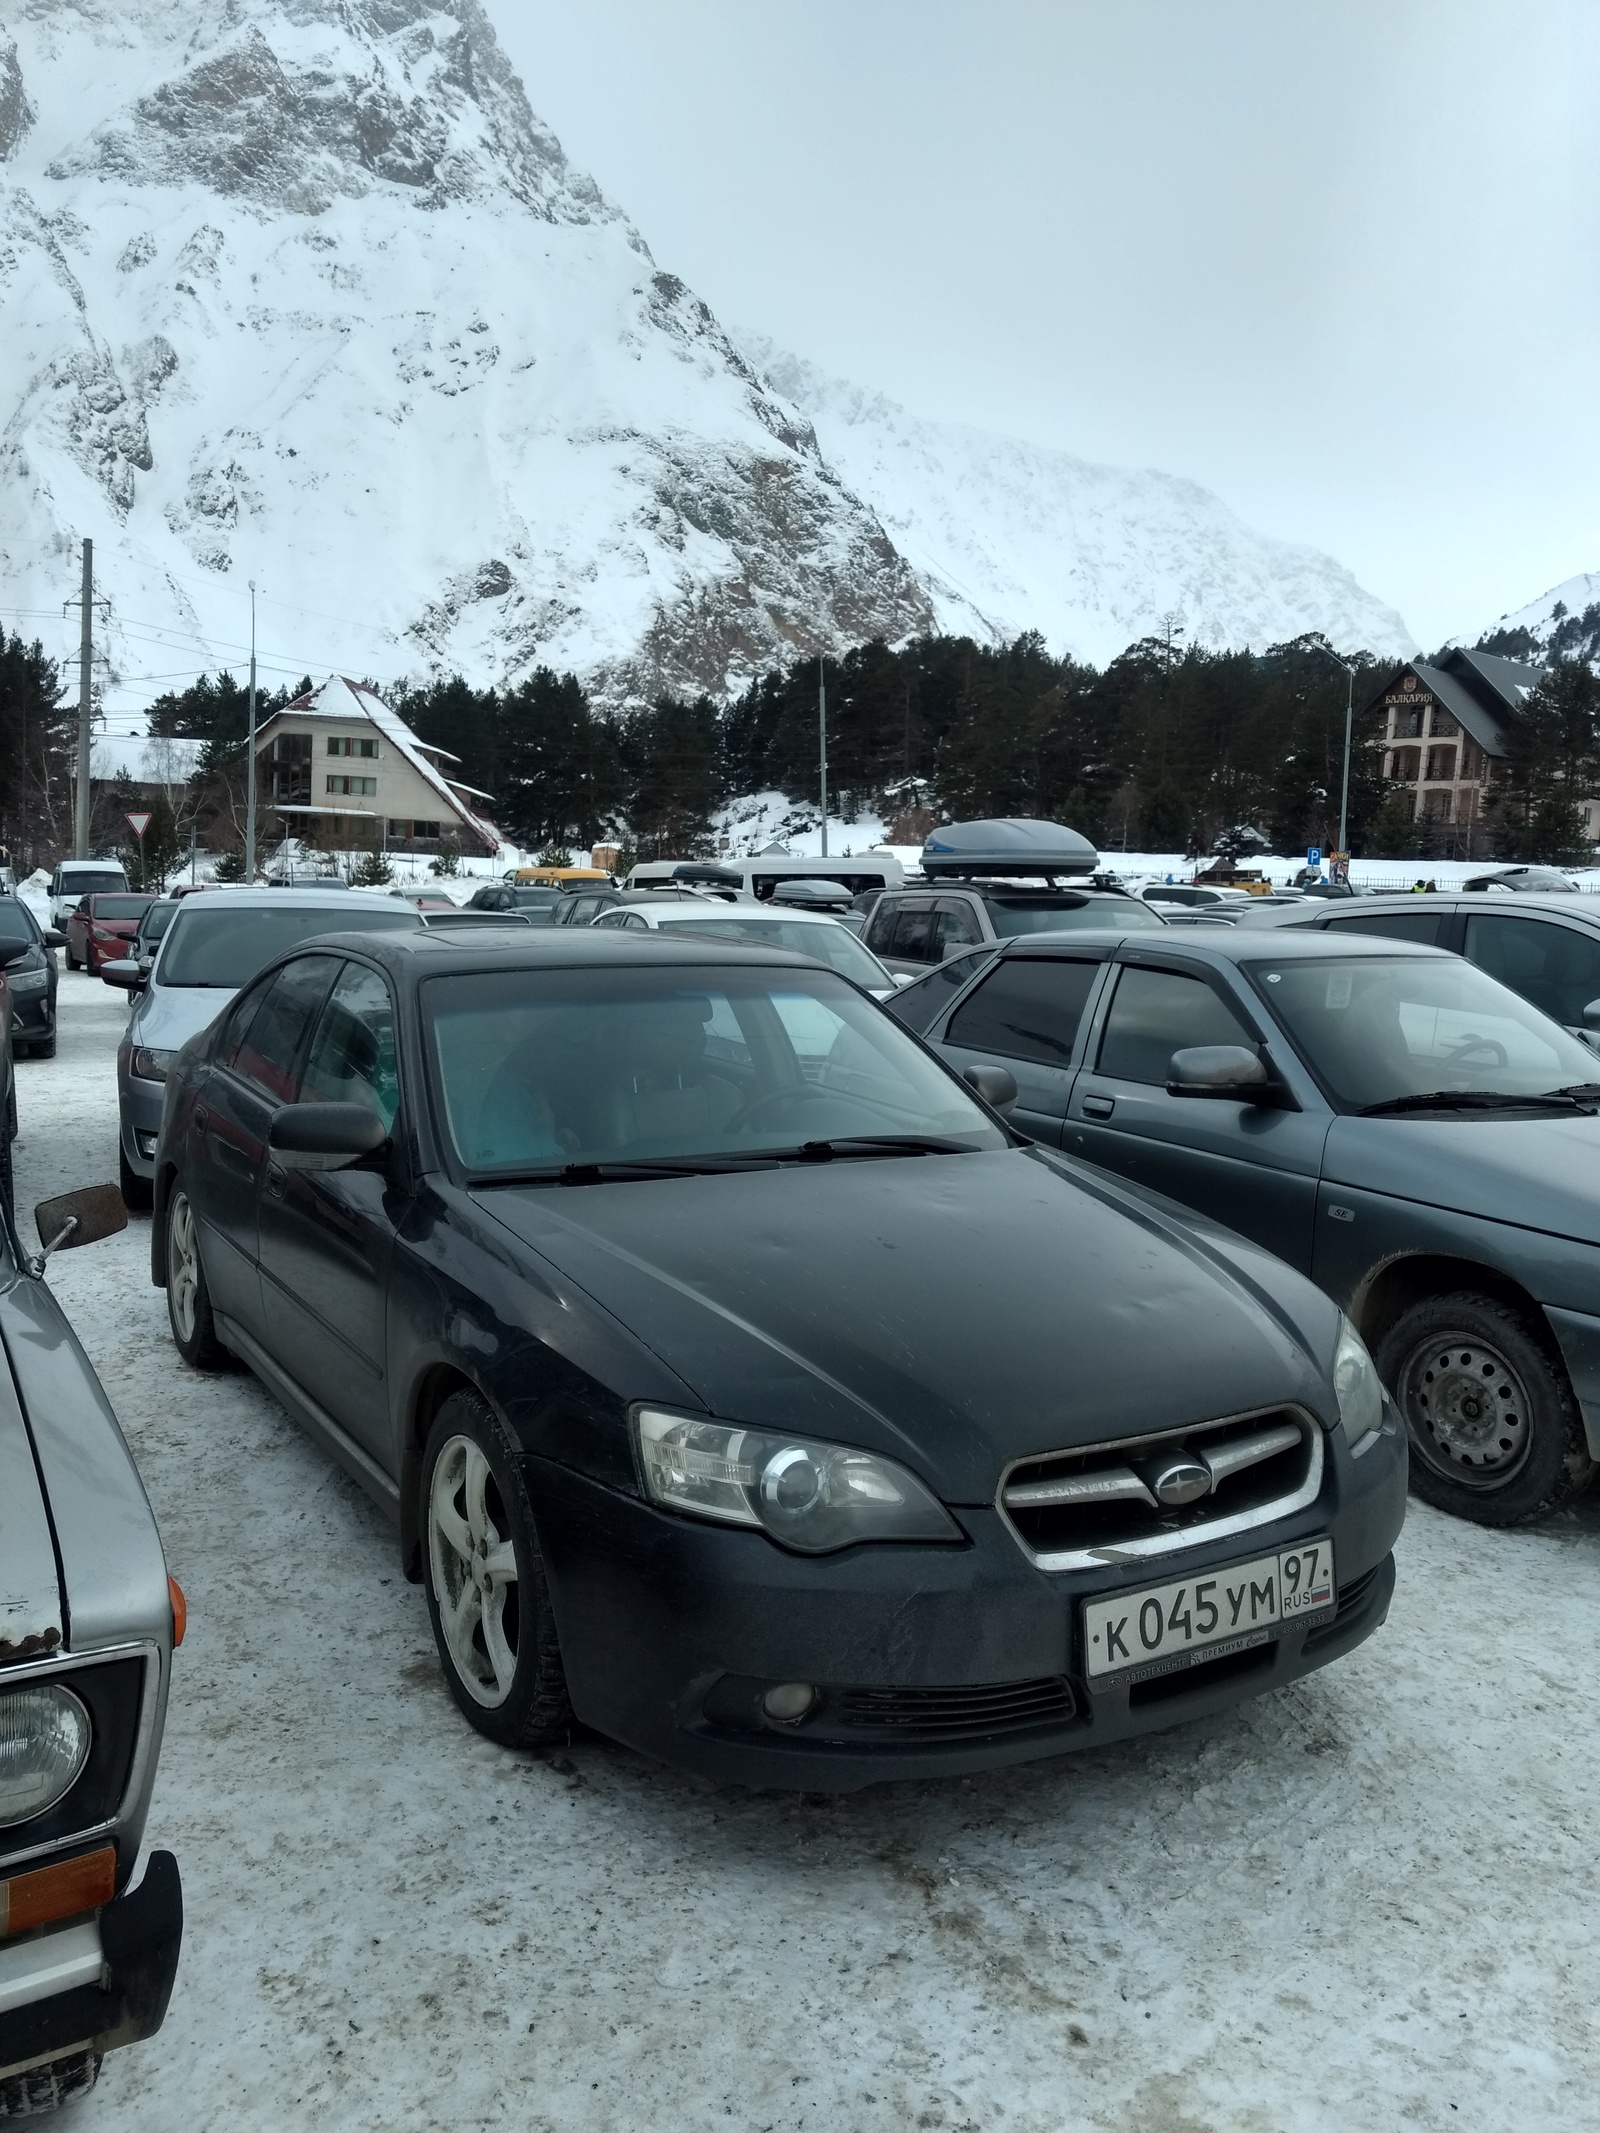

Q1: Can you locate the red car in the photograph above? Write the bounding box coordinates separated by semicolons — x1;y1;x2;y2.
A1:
64;892;156;973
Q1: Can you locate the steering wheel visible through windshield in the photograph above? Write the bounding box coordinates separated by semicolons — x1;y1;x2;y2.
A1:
425;965;1007;1176
1247;955;1600;1111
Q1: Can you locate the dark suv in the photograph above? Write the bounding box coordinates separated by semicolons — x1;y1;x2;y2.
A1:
864;880;1165;976
0;895;57;1058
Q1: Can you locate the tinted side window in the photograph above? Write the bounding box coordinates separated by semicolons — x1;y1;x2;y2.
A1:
1464;914;1600;1029
301;964;400;1131
863;898;899;954
932;898;984;953
948;959;1100;1066
882;947;998;1032
1097;967;1254;1085
1326;911;1444;944
226;955;340;1102
888;905;937;963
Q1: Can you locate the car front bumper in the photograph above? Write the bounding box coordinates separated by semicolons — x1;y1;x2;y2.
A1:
0;1851;182;2081
117;1046;166;1180
530;1407;1408;1791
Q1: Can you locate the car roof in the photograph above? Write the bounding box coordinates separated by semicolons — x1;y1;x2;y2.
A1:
301;925;831;981
173;887;402;911
1232;889;1600;928
633;903;842;925
984;925;1451;963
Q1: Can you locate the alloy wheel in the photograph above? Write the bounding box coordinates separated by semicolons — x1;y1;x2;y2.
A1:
167;1193;199;1346
1394;1329;1532;1489
427;1435;521;1707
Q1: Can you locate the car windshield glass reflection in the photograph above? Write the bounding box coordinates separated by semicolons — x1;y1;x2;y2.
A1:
158;904;420;986
1248;956;1600;1111
990;900;1165;936
666;917;888;984
425;966;1005;1176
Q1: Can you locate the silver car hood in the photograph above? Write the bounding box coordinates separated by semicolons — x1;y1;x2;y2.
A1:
127;976;237;1054
0;1317;63;1663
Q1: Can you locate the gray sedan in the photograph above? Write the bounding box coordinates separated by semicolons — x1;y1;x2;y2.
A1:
906;926;1600;1527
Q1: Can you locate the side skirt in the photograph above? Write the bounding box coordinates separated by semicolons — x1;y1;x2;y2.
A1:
214;1311;401;1522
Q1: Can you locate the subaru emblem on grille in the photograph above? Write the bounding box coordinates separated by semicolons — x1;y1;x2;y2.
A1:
1150;1457;1212;1507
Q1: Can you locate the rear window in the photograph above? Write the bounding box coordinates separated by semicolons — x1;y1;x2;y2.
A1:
159;903;420;986
985;897;1166;936
88;896;155;921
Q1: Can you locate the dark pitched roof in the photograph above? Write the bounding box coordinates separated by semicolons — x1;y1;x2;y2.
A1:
1365;644;1546;762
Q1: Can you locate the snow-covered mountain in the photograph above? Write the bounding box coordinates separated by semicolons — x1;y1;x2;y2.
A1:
1474;573;1600;666
741;340;1415;667
1;0;1410;717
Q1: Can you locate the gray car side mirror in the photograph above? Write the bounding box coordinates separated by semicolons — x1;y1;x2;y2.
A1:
100;958;146;990
1582;1000;1600;1032
269;1102;389;1171
1168;1045;1272;1100
963;1062;1019;1116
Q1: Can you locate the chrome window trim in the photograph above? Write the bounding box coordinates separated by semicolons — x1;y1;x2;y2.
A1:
996;1406;1325;1572
0;1640;163;1876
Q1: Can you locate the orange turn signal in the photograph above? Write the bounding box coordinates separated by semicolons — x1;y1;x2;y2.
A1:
1;1847;116;1937
168;1575;186;1648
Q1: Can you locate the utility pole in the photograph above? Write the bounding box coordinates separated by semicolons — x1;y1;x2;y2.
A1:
1303;638;1359;860
818;653;828;859
245;580;258;882
74;539;93;858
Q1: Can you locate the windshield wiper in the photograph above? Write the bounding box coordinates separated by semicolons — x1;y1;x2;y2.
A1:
788;1135;978;1160
476;1156;781;1186
1358;1089;1593;1117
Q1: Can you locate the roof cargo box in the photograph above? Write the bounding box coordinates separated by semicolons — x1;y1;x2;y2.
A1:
920;819;1099;879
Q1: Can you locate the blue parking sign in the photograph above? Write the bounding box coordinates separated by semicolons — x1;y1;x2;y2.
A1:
1307;847;1322;867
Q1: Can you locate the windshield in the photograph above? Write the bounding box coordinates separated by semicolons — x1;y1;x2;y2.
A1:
89;896;154;921
159;903;420;986
61;870;125;894
426;965;1006;1176
0;903;35;944
1248;955;1600;1110
140;901;178;940
989;898;1165;936
665;916;889;985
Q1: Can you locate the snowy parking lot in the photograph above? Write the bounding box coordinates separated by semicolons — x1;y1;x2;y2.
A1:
11;968;1599;2132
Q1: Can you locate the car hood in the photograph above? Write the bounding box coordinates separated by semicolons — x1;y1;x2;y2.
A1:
128;979;236;1053
474;1148;1340;1502
1324;1112;1600;1247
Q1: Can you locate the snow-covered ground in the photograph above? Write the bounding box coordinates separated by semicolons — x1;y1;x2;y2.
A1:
10;970;1600;2130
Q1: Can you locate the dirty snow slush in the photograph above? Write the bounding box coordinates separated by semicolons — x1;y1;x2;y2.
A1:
12;968;1599;2131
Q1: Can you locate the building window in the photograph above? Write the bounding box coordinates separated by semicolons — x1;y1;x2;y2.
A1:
1389;748;1421;781
1390;704;1425;739
328;736;379;758
1421;790;1454;823
1427;711;1457;739
387;819;442;840
1425;746;1457;781
326;774;377;796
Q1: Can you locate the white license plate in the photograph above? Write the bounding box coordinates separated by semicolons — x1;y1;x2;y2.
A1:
1083;1538;1336;1691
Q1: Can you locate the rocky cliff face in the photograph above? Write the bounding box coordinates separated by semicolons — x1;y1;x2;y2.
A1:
0;0;1403;713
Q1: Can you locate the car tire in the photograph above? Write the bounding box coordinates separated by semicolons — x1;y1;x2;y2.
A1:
0;2050;100;2116
119;1143;153;1212
63;944;78;971
420;1391;573;1748
1375;1290;1594;1525
164;1186;230;1370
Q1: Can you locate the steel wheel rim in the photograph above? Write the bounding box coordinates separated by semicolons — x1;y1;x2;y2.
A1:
1395;1329;1532;1489
427;1435;520;1708
168;1193;199;1345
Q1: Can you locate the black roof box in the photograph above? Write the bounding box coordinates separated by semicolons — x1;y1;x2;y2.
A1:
920;819;1099;879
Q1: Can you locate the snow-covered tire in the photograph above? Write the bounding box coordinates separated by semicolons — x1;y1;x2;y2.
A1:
1375;1291;1594;1526
421;1391;572;1748
0;2050;100;2115
165;1186;230;1371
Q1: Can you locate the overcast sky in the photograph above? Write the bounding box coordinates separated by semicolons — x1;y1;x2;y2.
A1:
490;0;1599;651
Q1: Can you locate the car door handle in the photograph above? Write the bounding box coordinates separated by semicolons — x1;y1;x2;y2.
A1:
194;1105;209;1133
264;1161;286;1199
1081;1094;1115;1118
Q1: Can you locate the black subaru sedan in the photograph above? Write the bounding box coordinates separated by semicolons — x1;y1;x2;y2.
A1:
149;928;1405;1789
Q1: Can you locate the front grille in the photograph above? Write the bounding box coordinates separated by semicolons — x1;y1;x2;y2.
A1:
829;1678;1075;1741
1000;1407;1319;1569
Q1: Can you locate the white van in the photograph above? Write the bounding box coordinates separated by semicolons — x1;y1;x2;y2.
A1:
627;852;904;902
49;859;130;929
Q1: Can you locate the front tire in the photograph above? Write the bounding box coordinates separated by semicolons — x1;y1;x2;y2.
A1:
0;2049;100;2116
1375;1291;1593;1525
421;1392;572;1747
164;1186;230;1370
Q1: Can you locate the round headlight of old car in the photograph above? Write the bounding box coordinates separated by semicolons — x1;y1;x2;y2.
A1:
0;1685;92;1826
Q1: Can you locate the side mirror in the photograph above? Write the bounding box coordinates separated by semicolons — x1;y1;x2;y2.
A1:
1167;1045;1272;1100
1582;1000;1600;1032
269;1101;389;1172
963;1062;1019;1116
100;958;145;990
0;939;32;969
43;928;65;951
33;1184;127;1263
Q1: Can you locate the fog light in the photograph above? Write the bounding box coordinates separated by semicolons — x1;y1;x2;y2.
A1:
135;1131;158;1159
0;1685;91;1826
762;1682;817;1724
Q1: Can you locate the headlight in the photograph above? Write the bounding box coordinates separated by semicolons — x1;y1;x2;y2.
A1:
634;1408;961;1553
1332;1316;1384;1448
131;1046;174;1082
0;1684;92;1825
8;967;47;994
